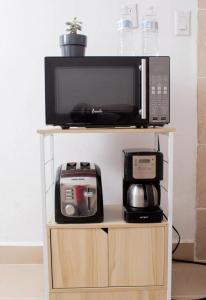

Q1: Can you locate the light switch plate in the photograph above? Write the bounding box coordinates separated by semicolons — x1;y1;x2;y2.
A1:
174;10;191;36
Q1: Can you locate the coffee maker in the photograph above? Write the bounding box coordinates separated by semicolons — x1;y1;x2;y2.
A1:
123;149;163;223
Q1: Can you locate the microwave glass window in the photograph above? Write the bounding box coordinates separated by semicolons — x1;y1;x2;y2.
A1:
54;67;135;114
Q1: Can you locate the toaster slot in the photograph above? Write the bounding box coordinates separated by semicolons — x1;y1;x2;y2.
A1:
80;162;90;169
66;162;77;169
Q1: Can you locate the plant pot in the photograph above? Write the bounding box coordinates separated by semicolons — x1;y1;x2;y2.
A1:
59;34;87;57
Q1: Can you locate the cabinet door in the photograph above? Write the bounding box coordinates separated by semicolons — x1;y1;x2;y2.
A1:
109;227;167;287
51;228;108;288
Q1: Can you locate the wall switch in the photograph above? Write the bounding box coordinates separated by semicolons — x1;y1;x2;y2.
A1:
174;10;191;36
121;3;138;28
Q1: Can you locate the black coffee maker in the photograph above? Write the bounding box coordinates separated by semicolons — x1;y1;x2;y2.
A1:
123;149;163;223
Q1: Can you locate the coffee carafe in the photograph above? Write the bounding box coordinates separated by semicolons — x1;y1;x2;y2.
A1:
123;149;163;223
127;184;159;209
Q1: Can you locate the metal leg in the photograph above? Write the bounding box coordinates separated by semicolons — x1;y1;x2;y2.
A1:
167;132;174;300
153;132;159;150
50;135;55;221
50;135;54;184
40;135;49;300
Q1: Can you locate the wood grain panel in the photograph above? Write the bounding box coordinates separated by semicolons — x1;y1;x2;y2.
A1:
48;204;168;229
50;289;166;300
37;127;175;134
51;228;108;288
109;227;166;287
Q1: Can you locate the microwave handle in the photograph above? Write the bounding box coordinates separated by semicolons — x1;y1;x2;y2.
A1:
139;59;147;119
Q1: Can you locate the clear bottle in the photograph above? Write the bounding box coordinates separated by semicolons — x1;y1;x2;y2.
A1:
141;6;159;56
118;18;134;56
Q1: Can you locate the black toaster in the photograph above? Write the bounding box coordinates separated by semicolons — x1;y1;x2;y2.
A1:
55;162;104;223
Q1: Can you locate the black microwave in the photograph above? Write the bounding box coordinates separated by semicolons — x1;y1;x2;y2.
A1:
45;56;170;128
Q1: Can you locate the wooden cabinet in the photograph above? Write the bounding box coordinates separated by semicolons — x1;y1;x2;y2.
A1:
48;205;168;299
51;228;108;288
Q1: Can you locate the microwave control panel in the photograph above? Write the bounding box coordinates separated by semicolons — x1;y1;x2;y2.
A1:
149;57;170;124
132;155;156;179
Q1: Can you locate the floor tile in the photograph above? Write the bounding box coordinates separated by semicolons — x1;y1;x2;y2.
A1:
172;262;206;299
0;264;44;299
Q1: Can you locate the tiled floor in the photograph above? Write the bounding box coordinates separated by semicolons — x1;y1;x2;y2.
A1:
0;263;206;300
172;262;206;300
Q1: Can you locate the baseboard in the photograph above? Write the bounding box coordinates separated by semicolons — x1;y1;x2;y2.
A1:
0;242;195;264
172;242;194;261
0;245;43;264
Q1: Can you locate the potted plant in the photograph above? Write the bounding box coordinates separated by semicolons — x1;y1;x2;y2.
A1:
59;17;87;56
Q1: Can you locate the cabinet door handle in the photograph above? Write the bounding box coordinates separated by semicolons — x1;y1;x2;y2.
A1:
140;58;147;119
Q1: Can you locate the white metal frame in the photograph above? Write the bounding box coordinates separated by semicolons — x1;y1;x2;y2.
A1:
40;134;54;300
39;130;174;300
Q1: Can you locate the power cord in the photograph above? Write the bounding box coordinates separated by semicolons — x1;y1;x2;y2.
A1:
163;212;206;265
163;213;180;254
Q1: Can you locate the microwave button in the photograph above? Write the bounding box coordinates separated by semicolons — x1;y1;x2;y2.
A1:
164;87;168;94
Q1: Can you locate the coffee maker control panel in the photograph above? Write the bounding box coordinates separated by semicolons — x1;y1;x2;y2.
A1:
132;155;156;179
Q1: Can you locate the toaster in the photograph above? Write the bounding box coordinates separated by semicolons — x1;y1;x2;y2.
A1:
55;162;104;223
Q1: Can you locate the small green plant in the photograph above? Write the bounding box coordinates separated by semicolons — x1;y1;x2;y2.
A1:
66;17;82;34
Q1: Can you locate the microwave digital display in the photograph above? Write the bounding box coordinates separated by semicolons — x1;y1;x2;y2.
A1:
139;159;151;163
54;66;135;114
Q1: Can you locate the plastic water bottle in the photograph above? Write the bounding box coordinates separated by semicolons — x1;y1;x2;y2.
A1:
118;19;135;56
141;6;159;56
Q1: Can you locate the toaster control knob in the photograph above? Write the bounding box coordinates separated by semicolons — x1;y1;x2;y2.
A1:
65;204;76;216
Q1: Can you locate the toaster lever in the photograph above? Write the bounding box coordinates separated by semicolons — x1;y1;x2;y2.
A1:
84;191;94;197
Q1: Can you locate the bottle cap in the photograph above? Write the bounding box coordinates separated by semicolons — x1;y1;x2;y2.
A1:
117;19;133;31
141;20;158;32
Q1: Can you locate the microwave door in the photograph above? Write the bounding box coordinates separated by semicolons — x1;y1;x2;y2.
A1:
46;57;148;127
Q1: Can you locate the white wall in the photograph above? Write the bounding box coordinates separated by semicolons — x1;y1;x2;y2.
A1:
0;0;197;244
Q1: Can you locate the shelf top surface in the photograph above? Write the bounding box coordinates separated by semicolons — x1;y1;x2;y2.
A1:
37;126;175;135
47;204;167;229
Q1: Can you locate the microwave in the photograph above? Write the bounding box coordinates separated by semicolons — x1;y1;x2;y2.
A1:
45;56;170;128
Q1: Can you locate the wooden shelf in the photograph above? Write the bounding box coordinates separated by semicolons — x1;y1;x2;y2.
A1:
47;204;167;229
37;126;175;135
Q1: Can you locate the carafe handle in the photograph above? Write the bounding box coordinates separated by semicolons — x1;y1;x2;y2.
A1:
145;184;155;207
